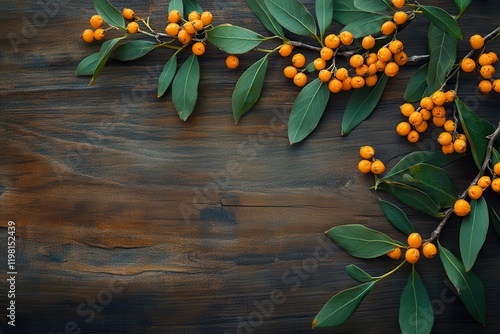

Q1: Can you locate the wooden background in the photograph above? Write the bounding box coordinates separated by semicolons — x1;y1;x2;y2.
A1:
1;0;500;333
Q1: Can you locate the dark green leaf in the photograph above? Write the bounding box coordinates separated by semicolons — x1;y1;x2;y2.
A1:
183;0;202;14
288;79;330;144
312;282;375;328
460;197;489;272
405;163;457;208
491;147;500;167
246;0;284;37
93;0;125;29
90;36;126;85
438;243;486;324
421;6;462;40
487;201;500;239
425;23;457;96
399;268;434;334
172;54;200;121
157;55;178;98
354;0;387;11
232;55;269;123
265;0;317;37
404;63;428;103
316;0;334;39
332;0;387;26
207;25;267;54
169;0;184;17
341;74;388;136
346;264;374;283
456;98;496;169
454;0;472;14
325;224;403;259
378;181;443;218
379;199;415;235
111;40;158;61
305;61;316;72
75;53;99;76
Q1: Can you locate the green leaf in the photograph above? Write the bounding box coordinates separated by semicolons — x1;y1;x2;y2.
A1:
491;147;500;167
316;0;333;39
488;202;500;239
207;25;267;54
346;264;374;283
169;0;184;17
75;53;99;76
93;0;125;29
424;23;457;96
354;0;387;11
404;63;428;103
378;182;443;218
111;40;158;61
421;6;462;40
438;243;486;324
232;55;269;123
399;268;434;334
157;54;178;98
454;0;472;14
90;36;127;85
183;0;202;14
460;197;489;272
405;163;457;208
288;79;330;144
332;0;387;26
313;282;375;328
341;74;388;135
265;0;317;37
379;199;415;235
340;15;389;38
246;0;284;37
172;54;200;121
325;224;403;259
456;98;496;169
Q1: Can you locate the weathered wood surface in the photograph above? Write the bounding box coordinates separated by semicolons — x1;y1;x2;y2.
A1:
1;0;500;333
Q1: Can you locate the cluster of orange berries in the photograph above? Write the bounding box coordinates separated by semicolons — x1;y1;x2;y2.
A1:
357;146;386;175
165;10;213;56
396;89;464;147
461;34;499;94
81;8;140;43
387;232;437;264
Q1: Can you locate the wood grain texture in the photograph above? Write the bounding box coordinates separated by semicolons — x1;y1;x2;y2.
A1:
1;0;500;333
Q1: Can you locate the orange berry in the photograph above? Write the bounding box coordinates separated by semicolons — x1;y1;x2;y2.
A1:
192;19;204;31
90;15;104;29
454;138;467;153
405;248;420;264
420;97;434;110
392;0;405;9
468;185;483;200
82;29;94;43
324;34;340;49
396;121;412;136
371;159;386;175
177;29;192;44
480;65;495;79
422;243;437;259
407;232;422;248
400;103;415;117
445;90;456;103
488;52;498;64
461;58;476;72
165;23;180;37
318;70;332;83
431;105;446;118
320;47;334;61
420;108;431;121
362;35;376;50
225;55;239;69
393;11;408;25
454;199;471;216
358;159;372;174
384;62;399;77
355;64;369;76
342;77;352;91
192;41;206;56
409;111;423;127
188;11;200;21
339;31;354;45
432;116;447;127
368;63;378;75
313;57;327;71
184;21;196;35
431;91;446;106
494;162;500;175
279;44;293;57
127;21;139;34
437;132;453;146
387;247;402;260
458;134;467;142
381;21;397;35
359;146;375;159
493;79;500;93
350;54;365;68
292;53;306;68
366;53;378;66
335;67;349;81
477;176;491;189
122;8;135;20
375;59;387;72
366;74;378;87
393;51;408;66
168;10;182;23
469;34;484;50
200;11;213;26
93;28;105;41
415;121;428;133
284;66;298;79
478;53;493;66
444;120;456;132
328;78;343;93
389;40;404;54
293;72;308;87
351;76;365;89
377;47;392;62
479;80;493;94
492;178;500;193
442;143;454;155
407;130;419;143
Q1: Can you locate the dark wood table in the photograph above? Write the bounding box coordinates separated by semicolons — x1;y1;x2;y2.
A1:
1;0;500;333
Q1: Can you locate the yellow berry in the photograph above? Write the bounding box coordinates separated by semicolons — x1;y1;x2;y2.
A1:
461;58;476;72
442;143;454;155
225;55;239;69
431;91;447;106
93;28;105;41
454;138;467;153
377;47;392;62
478;53;493;66
339;31;354;45
445;90;457;103
192;41;206;56
177;29;192;44
384;62;399;77
437;132;453;146
192;19;204;31
387;247;402;260
292;53;306;68
396;121;412;136
313;57;326;71
90;15;104;29
393;11;408;25
165;23;180;37
82;29;94;43
324;34;340;49
168;10;182;23
468;185;483;200
279;44;293;57
480;65;495;79
328;78;343;93
420;108;431;121
389;40;404;54
359;146;375;159
454;199;471;217
477;176;491;189
365;74;378;87
371;159;386;175
420;97;434;110
127;21;139;34
400;103;415;117
407;232;422;248
381;21;397;35
320;47;334;61
361;35;376;50
407;130;419;143
351;76;365;89
335;67;349;81
184;21;196;35
122;8;135;20
405;248;420;264
392;0;405;9
479;80;493;94
431;105;446;118
444;120;456;132
284;66;298;79
492;178;500;193
293;72;308;87
415;121;428;133
318;69;332;83
469;34;484;50
200;11;213;26
355;64;369;76
188;11;200;21
432;116;447;128
393;51;408;66
350;54;365;68
422;243;437;259
358;159;372;174
409;111;423;127
494;162;500;175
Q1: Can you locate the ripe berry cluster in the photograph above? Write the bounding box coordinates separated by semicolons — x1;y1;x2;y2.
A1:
81;8;140;43
165;10;213;55
357;146;385;175
461;34;499;94
387;232;437;264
